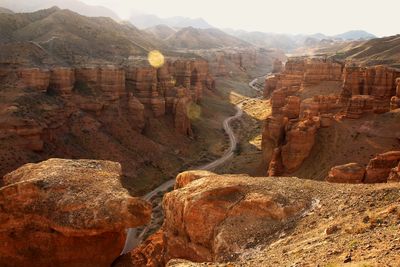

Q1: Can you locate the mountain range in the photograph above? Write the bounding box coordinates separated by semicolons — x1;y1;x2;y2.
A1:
0;0;120;20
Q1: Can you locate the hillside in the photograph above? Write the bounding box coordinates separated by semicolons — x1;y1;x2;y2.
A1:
0;0;120;20
130;14;213;29
0;7;162;65
320;34;400;67
0;6;12;13
334;30;377;40
165;27;251;49
145;24;176;40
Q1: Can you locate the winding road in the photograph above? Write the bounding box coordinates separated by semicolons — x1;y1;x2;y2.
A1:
121;76;265;254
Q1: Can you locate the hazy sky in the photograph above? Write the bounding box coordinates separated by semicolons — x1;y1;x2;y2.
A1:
81;0;399;37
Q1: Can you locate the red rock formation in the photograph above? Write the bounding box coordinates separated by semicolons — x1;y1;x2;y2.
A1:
364;151;400;183
270;89;286;115
340;65;400;115
264;75;278;97
0;60;215;178
388;162;400;182
283;96;301;119
175;170;215;189
303;58;342;85
0;115;44;152
0;159;151;267
131;175;311;264
17;68;50;92
326;163;365;184
345;95;374;119
261;115;287;168
300;95;341;116
267;148;284;176
173;87;193;136
130;230;166;267
128;94;146;130
390;78;400;110
265;57;343;98
320;113;334;128
49;67;75;96
281;116;320;172
341;65;365;100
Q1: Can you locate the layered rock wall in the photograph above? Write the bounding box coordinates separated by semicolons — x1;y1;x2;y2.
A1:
341;65;400;117
0;59;215;176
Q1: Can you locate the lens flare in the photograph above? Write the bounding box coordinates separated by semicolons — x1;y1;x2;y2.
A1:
148;50;165;68
187;103;202;120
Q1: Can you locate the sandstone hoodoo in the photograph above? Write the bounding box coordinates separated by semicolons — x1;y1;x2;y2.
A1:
261;56;400;178
0;159;152;267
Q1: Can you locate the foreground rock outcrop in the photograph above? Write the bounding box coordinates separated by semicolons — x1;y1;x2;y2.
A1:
0;159;152;267
118;173;400;266
119;174;313;266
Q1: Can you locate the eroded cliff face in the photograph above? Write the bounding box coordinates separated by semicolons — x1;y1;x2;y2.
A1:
262;57;400;176
341;65;400;117
264;57;343;97
0;59;215;183
0;159;151;267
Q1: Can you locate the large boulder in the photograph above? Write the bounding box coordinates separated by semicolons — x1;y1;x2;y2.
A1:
326;163;366;184
162;175;311;263
0;159;152;267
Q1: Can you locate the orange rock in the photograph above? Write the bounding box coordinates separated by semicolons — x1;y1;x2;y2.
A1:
267;147;284;176
281;116;320;172
17;67;50;92
303;58;342;85
388;162;400;182
345;95;374;119
49;67;75;96
175;170;215;189
341;65;400;115
283;96;301;119
270;89;286;115
261;114;287;171
161;176;310;262
390;78;400;110
326;163;366;184
364;151;400;183
0;159;152;267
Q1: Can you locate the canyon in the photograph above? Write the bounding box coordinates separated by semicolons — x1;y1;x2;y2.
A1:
0;59;219;193
0;5;400;267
